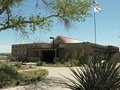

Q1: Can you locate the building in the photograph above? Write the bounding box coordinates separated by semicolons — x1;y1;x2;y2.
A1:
11;36;119;63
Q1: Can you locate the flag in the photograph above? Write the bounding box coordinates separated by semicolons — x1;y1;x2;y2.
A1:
93;1;99;6
94;7;101;12
93;1;101;12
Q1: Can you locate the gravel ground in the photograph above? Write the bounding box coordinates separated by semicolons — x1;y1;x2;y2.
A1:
2;67;75;90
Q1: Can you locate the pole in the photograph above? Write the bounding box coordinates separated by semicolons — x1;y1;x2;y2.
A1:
53;38;54;50
50;37;55;60
94;12;96;45
50;37;54;50
93;0;98;56
93;3;96;82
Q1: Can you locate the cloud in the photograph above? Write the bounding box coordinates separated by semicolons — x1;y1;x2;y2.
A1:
0;45;11;53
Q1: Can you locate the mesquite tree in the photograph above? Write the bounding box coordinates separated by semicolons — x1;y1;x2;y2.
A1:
0;0;91;35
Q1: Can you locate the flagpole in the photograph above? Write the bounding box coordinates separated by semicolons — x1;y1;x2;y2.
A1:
93;1;101;45
93;10;97;45
93;0;99;45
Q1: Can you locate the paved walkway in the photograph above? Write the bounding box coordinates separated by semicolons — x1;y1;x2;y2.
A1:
2;67;75;90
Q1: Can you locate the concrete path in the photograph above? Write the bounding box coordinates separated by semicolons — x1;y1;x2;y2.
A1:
2;67;76;90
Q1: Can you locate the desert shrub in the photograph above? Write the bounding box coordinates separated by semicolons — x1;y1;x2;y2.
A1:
71;59;80;66
62;53;69;63
54;57;69;64
65;56;120;90
0;64;21;88
6;54;11;60
0;61;3;65
36;61;45;66
62;59;80;67
0;64;49;88
63;61;71;67
21;69;48;84
14;62;22;68
54;57;61;64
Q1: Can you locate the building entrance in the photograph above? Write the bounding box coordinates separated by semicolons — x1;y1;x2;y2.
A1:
42;50;55;63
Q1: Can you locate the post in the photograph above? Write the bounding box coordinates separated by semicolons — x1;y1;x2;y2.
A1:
50;37;56;59
94;11;97;45
50;37;54;50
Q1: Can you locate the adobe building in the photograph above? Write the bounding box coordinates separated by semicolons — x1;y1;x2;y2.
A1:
11;36;119;63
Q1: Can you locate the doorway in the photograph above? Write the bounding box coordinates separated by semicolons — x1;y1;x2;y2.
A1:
42;50;55;63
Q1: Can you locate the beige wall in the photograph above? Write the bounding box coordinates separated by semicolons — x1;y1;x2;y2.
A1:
57;42;119;61
57;43;89;59
11;43;52;61
11;42;119;62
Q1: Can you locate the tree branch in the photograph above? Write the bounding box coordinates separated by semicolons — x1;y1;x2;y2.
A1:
41;0;52;6
0;13;62;31
0;21;32;31
0;5;8;15
0;0;12;15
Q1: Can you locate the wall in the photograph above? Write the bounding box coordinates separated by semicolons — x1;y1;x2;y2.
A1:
57;43;89;59
11;43;52;61
11;42;119;63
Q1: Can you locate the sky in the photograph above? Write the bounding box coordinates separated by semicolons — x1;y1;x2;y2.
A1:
0;0;120;53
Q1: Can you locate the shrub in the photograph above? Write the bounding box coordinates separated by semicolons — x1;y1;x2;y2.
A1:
0;64;20;88
63;59;80;67
21;69;48;84
71;59;80;66
0;64;49;88
54;57;61;64
63;61;71;67
14;62;22;68
36;61;44;66
0;61;3;65
65;56;120;90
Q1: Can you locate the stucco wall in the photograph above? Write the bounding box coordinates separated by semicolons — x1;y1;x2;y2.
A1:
11;42;119;62
11;43;52;61
57;43;89;59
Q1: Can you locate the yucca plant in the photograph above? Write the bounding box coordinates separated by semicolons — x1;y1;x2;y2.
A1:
65;55;120;90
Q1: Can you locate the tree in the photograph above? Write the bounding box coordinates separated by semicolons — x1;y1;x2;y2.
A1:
0;0;92;36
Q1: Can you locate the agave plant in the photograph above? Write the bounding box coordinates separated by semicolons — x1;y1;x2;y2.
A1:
65;55;120;90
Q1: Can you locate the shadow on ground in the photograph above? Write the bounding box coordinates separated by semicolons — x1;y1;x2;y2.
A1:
24;77;70;90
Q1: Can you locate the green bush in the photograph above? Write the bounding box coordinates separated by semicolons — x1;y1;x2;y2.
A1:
62;59;80;67
54;58;61;63
0;61;3;65
63;61;71;67
0;64;20;88
54;57;68;64
71;59;80;66
21;69;48;84
0;64;49;88
65;56;120;90
36;61;45;66
14;62;22;68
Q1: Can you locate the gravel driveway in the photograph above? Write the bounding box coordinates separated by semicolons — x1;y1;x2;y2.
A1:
2;67;75;90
